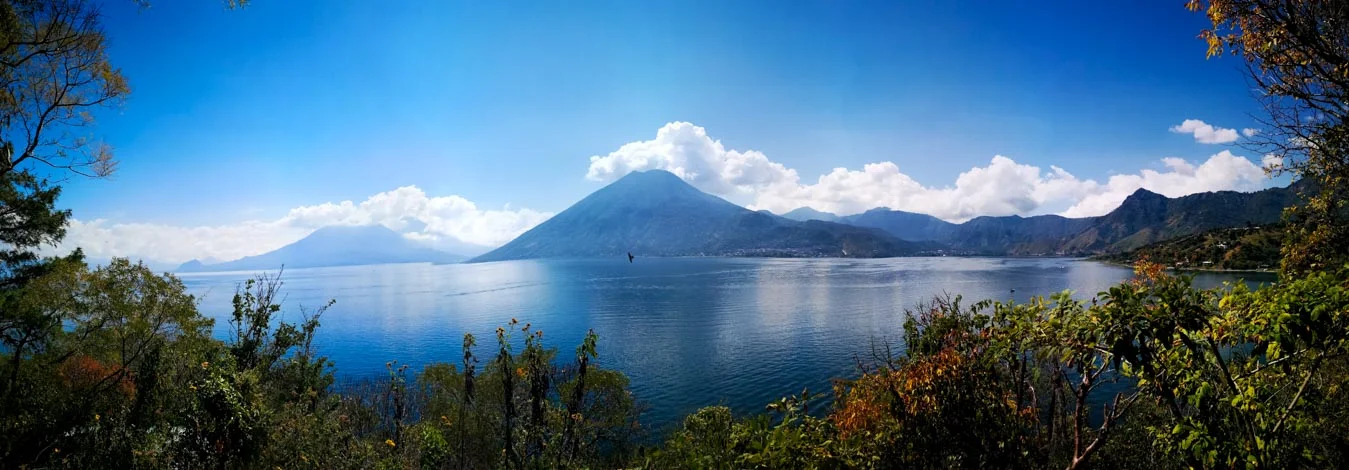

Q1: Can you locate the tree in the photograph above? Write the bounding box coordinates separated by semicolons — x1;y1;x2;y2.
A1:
0;258;211;465
0;0;128;179
0;0;126;287
0;169;68;287
1187;0;1349;274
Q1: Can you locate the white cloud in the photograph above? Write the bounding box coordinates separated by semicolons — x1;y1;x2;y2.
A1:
1261;154;1283;170
60;121;1277;265
60;219;307;267
586;122;1274;222
1058;151;1268;217
55;187;553;265
586;122;798;197
1170;119;1240;144
1242;128;1260;138
749;157;1097;221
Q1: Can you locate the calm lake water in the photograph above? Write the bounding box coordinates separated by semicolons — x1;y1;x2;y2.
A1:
178;257;1273;431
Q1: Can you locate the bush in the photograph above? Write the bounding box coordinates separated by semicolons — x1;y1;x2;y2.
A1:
4;259;1349;468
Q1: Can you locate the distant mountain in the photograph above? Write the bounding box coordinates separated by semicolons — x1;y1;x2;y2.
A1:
940;214;1097;255
826;182;1303;256
1059;185;1298;254
471;169;1304;262
177;259;208;271
781;207;842;223
177;225;465;272
471;170;932;262
842;208;957;242
418;235;493;258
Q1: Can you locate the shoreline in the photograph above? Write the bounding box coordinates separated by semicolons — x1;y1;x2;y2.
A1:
1089;258;1277;274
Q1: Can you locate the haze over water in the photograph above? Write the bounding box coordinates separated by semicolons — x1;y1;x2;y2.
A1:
179;257;1272;431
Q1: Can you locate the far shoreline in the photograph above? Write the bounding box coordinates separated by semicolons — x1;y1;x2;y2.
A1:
1089;258;1278;275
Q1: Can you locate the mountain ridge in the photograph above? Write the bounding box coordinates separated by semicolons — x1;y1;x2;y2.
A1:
771;182;1302;256
470;170;933;262
179;173;1306;270
177;225;466;272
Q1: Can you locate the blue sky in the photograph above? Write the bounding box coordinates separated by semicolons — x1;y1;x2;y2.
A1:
54;0;1280;263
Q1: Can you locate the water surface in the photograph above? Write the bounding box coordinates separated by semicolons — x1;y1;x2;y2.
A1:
179;257;1271;430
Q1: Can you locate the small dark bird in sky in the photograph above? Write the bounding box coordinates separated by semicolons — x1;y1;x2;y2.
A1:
628;252;634;263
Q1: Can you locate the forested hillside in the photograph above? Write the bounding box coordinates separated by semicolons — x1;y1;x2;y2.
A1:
1095;225;1284;270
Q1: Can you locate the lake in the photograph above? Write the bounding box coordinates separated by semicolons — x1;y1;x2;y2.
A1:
178;257;1273;432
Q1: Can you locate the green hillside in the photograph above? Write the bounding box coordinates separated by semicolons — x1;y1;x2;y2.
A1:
1094;224;1284;271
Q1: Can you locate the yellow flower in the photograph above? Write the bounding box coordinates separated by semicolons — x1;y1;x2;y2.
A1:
94;414;100;421
53;448;59;454
385;439;396;448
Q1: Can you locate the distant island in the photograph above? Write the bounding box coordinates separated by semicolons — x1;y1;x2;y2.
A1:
176;225;466;272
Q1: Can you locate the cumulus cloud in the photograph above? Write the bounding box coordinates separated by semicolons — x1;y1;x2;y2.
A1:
586;122;1274;222
56;187;553;265
60;121;1278;265
586;122;798;197
1058;151;1267;217
750;157;1096;221
1242;128;1260;138
60;219;307;267
1170;119;1240;144
277;186;552;248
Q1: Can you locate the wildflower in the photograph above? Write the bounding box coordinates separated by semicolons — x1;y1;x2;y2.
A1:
189;384;197;391
385;439;396;448
440;415;451;426
516;367;525;377
201;361;210;369
94;414;100;421
53;448;59;454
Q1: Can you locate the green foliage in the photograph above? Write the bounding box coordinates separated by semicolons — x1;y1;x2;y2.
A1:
1186;0;1349;276
0;258;213;466
1097;225;1285;271
650;263;1349;470
1;260;647;468
3;247;1348;470
414;322;641;468
0;170;70;288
